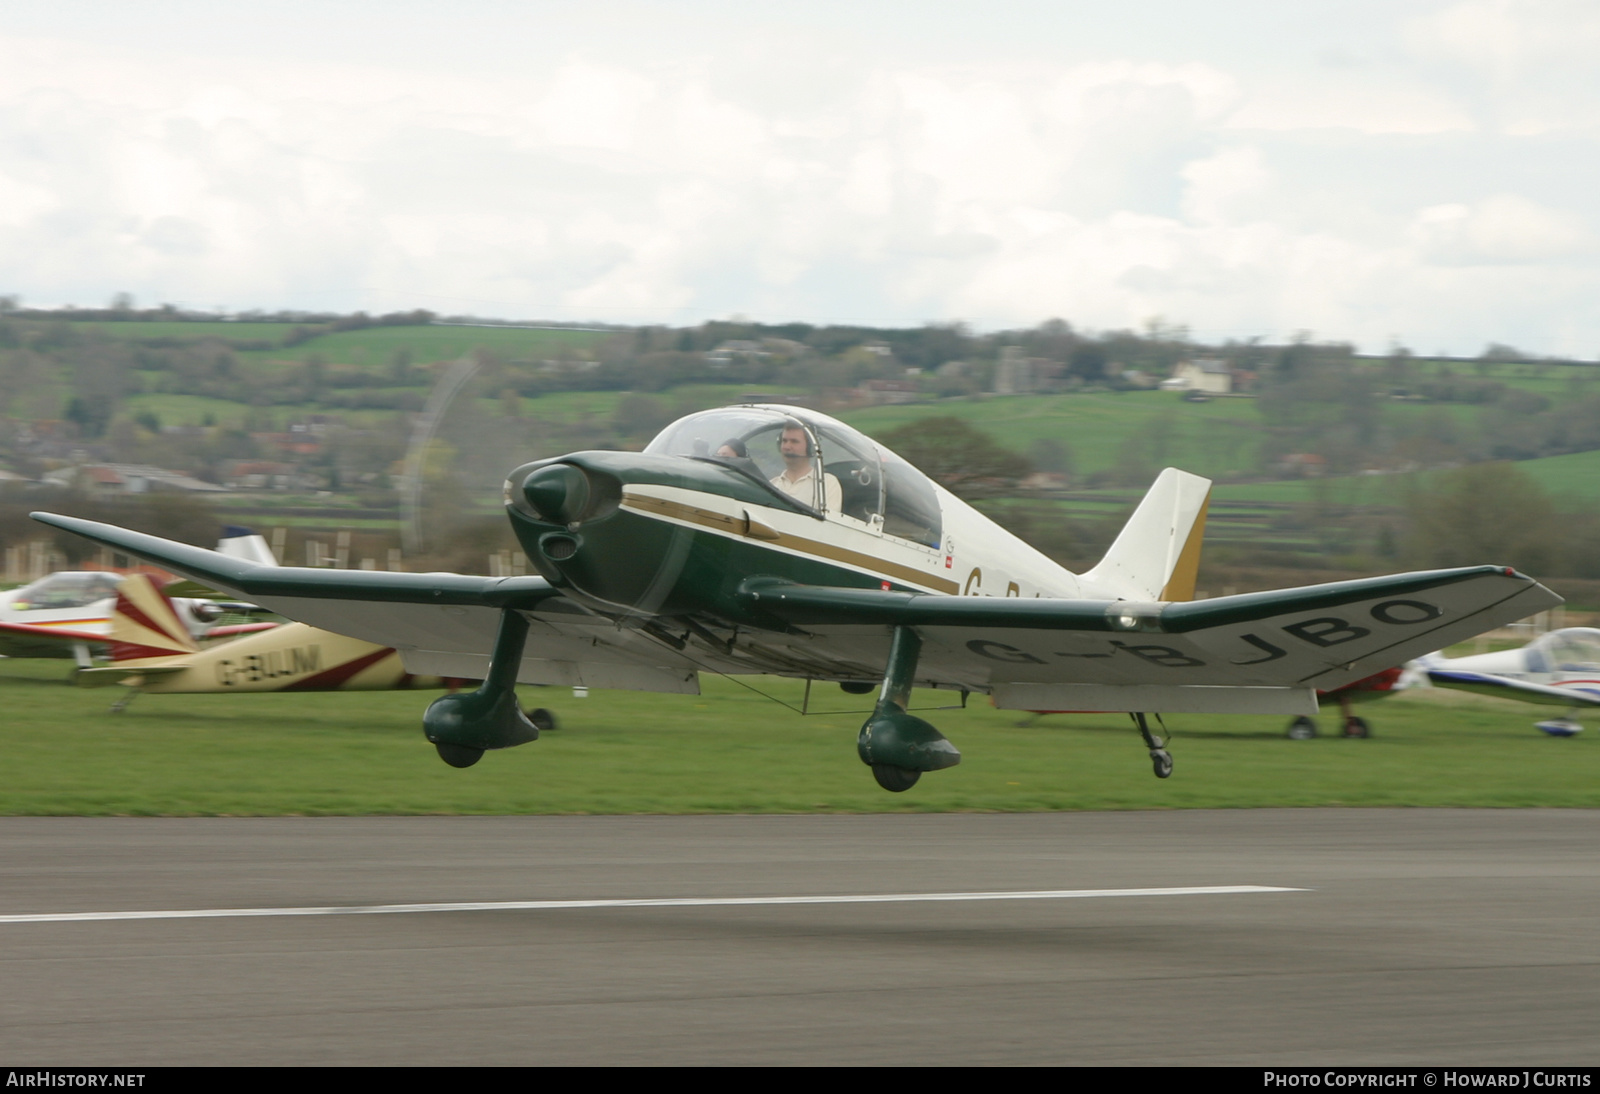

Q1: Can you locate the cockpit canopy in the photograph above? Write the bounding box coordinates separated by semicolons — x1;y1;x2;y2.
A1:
13;570;121;611
645;405;943;547
1526;628;1600;673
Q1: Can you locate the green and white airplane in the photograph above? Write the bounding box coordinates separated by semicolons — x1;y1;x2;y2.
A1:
33;404;1560;791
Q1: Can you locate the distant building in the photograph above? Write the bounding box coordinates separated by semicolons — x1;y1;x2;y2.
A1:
1279;453;1328;477
994;346;1032;395
219;460;313;491
1170;357;1233;394
252;430;323;456
706;340;770;367
856;379;921;405
43;463;227;496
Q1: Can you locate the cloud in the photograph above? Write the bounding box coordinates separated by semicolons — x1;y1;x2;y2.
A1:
0;10;1596;355
1408;195;1592;264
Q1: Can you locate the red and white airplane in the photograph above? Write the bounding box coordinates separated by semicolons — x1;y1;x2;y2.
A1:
0;528;273;666
75;571;505;717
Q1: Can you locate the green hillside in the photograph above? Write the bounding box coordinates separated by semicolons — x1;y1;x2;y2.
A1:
236;324;604;369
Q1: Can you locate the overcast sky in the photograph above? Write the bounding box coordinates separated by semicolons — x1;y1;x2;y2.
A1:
2;0;1597;354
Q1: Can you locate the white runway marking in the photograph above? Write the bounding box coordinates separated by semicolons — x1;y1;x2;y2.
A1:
0;885;1304;925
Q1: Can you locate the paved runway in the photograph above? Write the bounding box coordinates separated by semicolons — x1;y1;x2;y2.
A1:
2;810;1597;1065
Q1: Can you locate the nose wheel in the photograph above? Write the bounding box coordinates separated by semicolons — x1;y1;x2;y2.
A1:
435;742;485;768
870;764;921;792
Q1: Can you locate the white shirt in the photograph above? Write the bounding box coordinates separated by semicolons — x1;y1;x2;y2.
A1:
771;466;842;512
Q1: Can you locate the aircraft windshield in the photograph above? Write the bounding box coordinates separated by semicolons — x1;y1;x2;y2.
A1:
1536;629;1600;672
646;407;817;505
14;571;121;611
645;406;942;545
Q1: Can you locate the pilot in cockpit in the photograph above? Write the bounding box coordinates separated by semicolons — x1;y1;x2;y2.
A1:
770;420;841;512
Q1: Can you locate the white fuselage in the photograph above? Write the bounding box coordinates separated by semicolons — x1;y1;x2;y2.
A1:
1426;628;1600;700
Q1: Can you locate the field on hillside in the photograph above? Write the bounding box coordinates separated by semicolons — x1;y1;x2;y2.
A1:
1408;356;1600;399
842;393;1265;480
68;320;305;341
68;319;608;365
2;658;1594;815
236;324;606;369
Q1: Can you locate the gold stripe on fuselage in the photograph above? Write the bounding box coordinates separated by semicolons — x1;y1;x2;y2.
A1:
620;491;961;595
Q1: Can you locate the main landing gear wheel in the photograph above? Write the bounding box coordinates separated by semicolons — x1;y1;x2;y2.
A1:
871;763;921;792
526;707;557;732
435;743;485;768
1286;716;1318;740
1150;749;1173;779
1342;716;1371;739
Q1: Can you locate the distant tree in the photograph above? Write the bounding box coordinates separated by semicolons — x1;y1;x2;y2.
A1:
63;396;112;438
879;417;1030;499
612;393;671;442
1067;343;1107;382
1481;342;1527;363
1401;463;1560;574
1027;437;1074;477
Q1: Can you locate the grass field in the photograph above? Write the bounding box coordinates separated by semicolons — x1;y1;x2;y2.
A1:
838;391;1542;485
65;320;611;366
68;321;305;342
235;324;607;369
2;658;1593;815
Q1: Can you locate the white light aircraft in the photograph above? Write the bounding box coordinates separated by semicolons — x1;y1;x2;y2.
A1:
33;404;1561;790
1422;627;1600;736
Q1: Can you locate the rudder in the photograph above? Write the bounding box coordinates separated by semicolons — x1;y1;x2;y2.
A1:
1083;467;1212;601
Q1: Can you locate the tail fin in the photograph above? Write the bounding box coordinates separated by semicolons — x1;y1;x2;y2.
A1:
1084;468;1212;601
109;574;199;665
216;525;279;566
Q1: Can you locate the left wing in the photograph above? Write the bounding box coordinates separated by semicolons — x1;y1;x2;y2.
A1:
1426;669;1600;709
740;566;1560;713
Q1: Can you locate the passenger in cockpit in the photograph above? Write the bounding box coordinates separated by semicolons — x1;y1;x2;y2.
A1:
714;438;763;481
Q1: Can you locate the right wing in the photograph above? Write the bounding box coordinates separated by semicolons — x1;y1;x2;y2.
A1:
32;513;703;694
0;620;110;658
